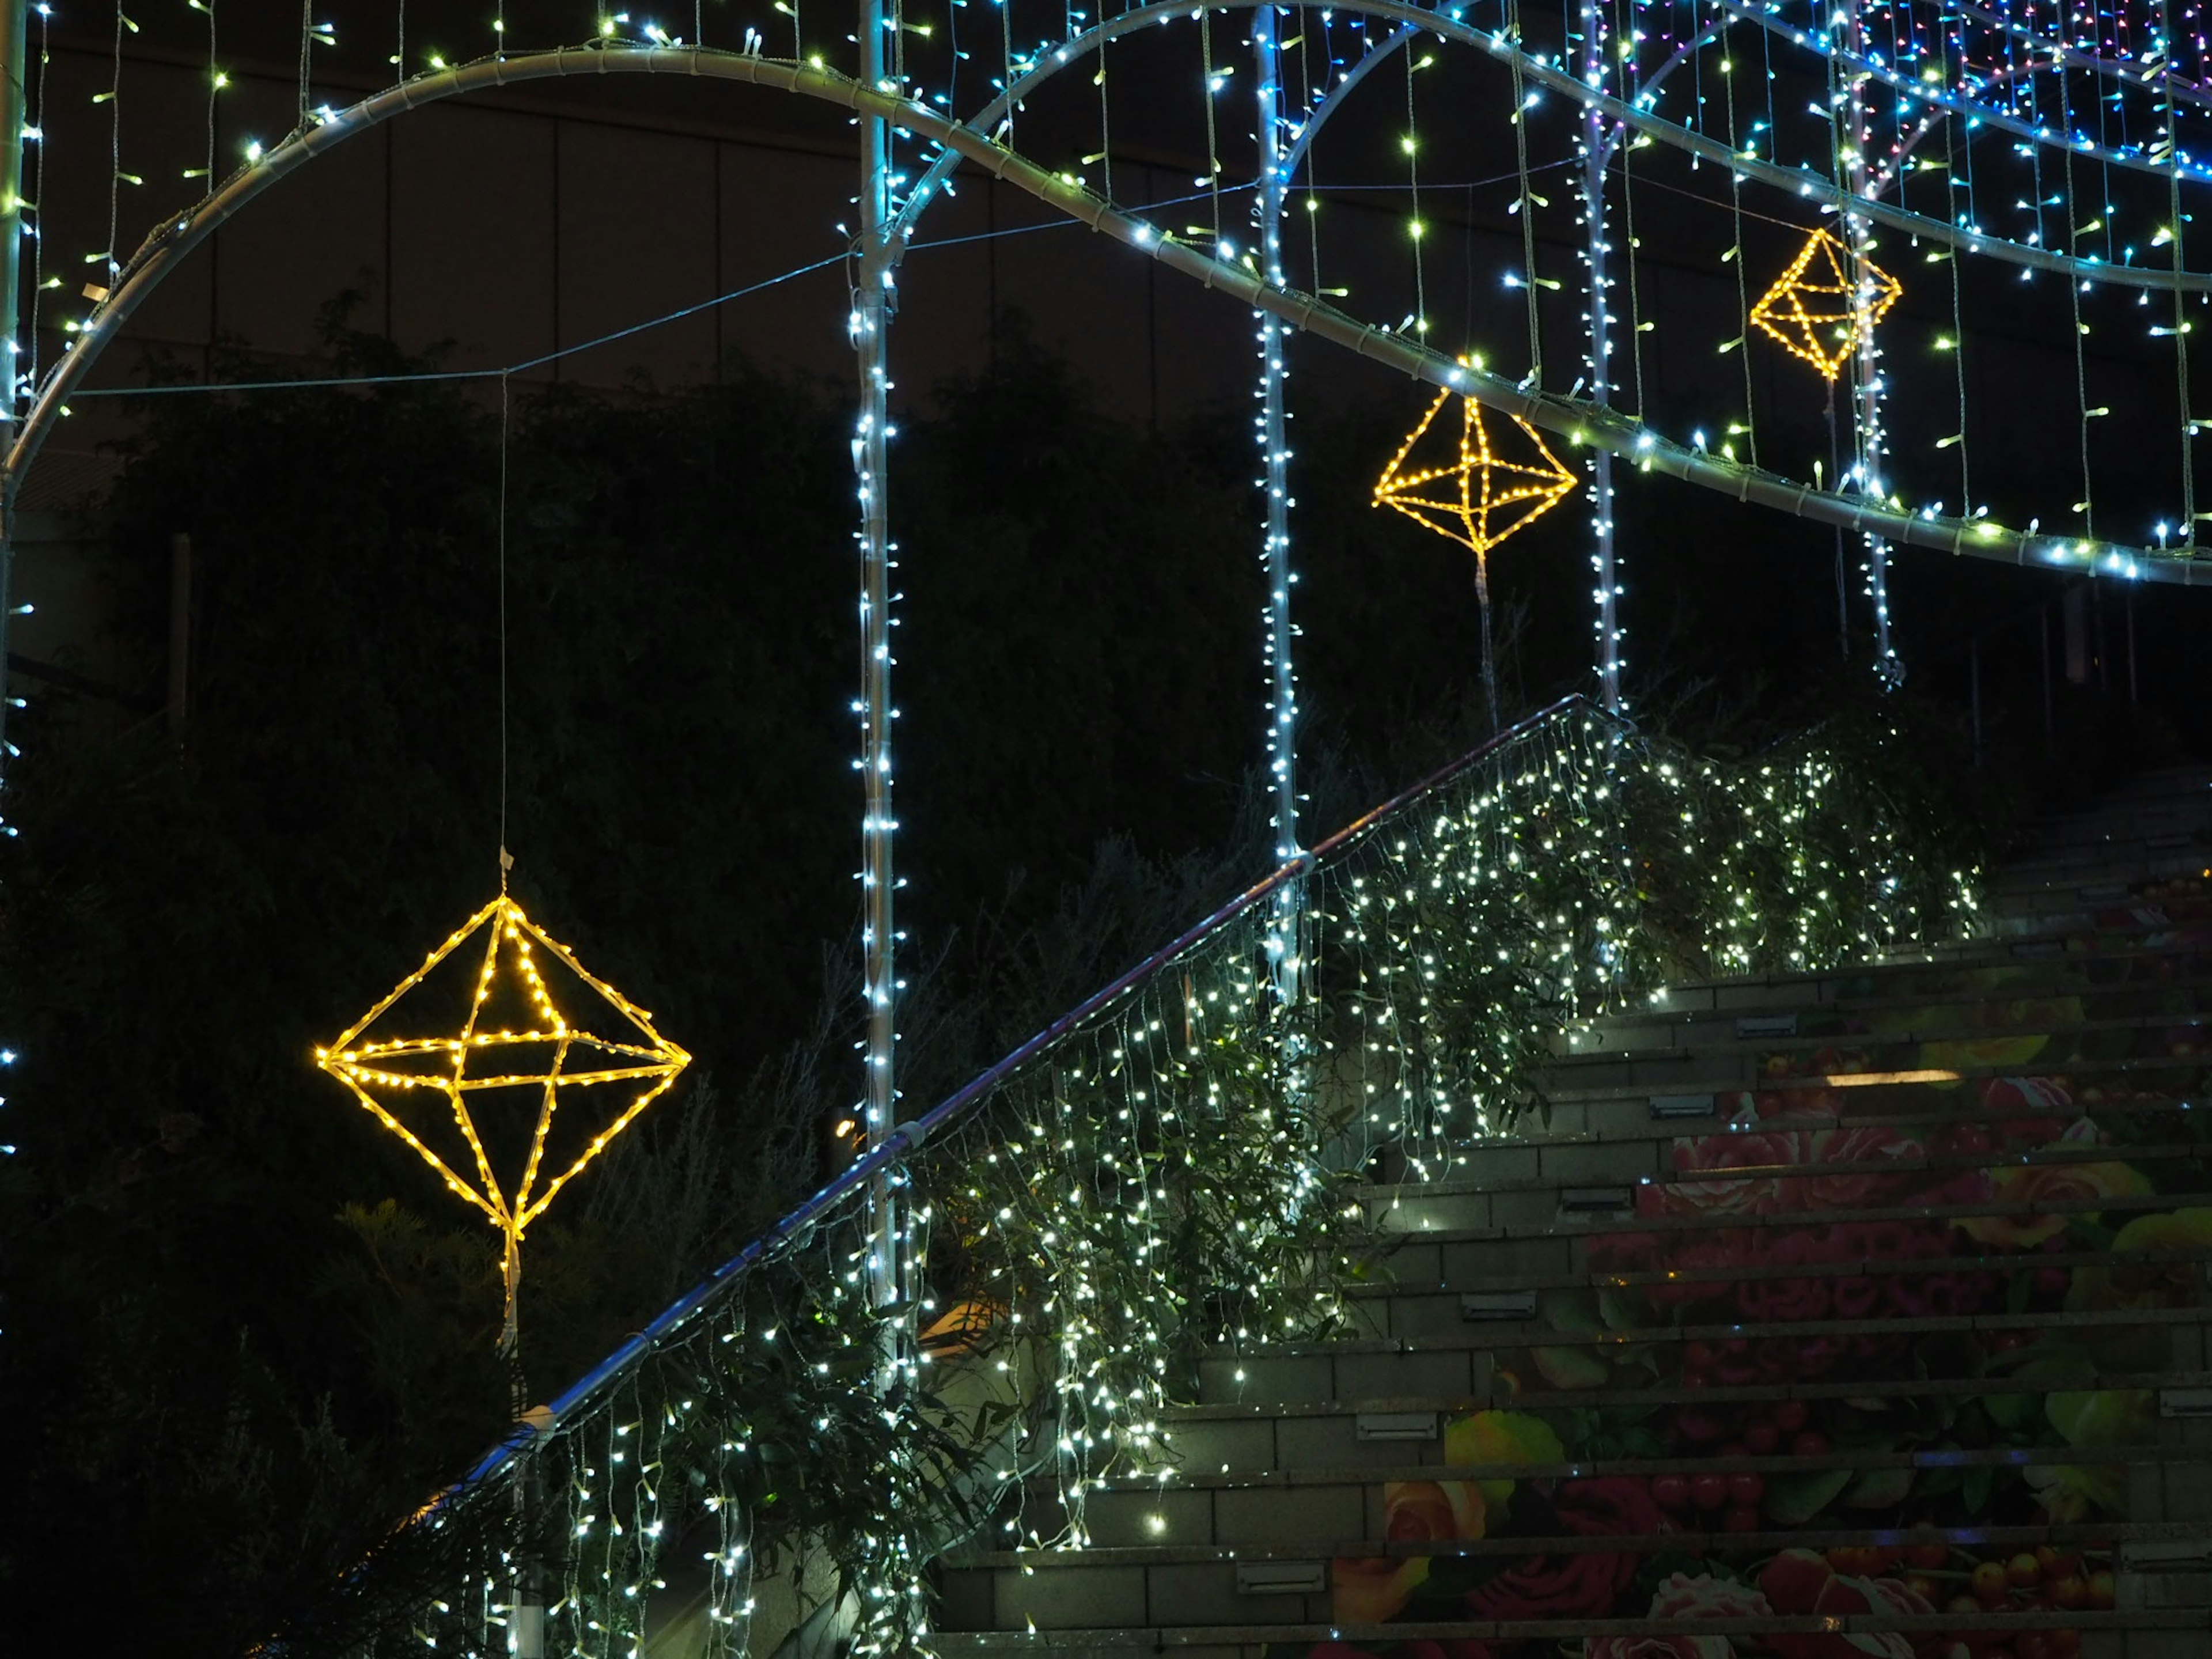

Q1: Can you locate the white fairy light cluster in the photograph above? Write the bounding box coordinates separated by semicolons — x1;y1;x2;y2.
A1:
0;6;2167;1647
344;700;1977;1658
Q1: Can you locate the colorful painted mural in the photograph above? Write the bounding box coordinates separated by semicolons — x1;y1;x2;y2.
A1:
1301;919;2212;1659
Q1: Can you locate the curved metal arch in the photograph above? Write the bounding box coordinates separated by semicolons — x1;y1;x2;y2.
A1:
1945;0;2212;115
1700;0;2212;184
1275;9;1724;184
878;0;2212;296
7;43;2202;586
1281;20;1423;180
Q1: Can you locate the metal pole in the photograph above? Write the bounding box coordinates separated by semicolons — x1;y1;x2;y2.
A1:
1252;2;1303;1005
0;0;32;775
1580;0;1622;713
854;0;902;1342
168;532;191;740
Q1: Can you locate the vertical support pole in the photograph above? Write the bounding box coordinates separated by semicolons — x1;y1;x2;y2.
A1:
854;0;902;1340
1836;0;1900;690
2093;582;2109;695
1579;0;1622;713
168;532;191;740
2126;583;2138;703
1252;2;1303;1006
1969;636;1982;770
0;0;32;778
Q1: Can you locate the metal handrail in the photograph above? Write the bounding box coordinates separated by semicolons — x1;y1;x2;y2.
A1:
449;692;1589;1493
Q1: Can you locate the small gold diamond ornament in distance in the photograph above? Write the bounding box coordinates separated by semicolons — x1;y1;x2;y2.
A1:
315;894;690;1349
1749;227;1903;381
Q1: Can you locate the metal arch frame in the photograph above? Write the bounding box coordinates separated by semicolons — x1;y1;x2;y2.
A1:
24;13;2212;478
879;0;2212;294
6;40;2208;601
1699;0;2212;184
1943;0;2212;116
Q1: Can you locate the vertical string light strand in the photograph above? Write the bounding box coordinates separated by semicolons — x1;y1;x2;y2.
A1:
853;0;904;1362
1937;75;1970;518
182;0;216;187
1577;0;1623;709
1404;47;1426;337
1836;0;1900;688
1252;0;1303;1009
1505;0;1543;384
1200;8;1224;252
99;3;126;295
1719;17;1758;469
1094;24;1112;206
499;372;510;868
0;0;31;785
1297;17;1322;292
21;3;47;410
2062;66;2096;539
2159;0;2196;544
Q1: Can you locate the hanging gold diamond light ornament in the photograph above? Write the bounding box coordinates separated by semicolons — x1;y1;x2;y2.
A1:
315;891;690;1350
1749;226;1903;381
1372;377;1579;573
1374;370;1578;728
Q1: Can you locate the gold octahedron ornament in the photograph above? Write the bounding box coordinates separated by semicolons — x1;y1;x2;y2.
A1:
315;892;690;1350
1749;226;1903;381
1373;375;1578;573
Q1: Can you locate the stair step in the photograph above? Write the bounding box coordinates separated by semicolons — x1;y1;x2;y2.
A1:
1558;968;2212;1051
1369;1240;2212;1297
1650;934;2212;1009
1389;1092;2211;1165
933;770;2212;1656
1358;1180;2212;1243
1528;1048;2210;1111
1160;1373;2212;1427
931;1606;2212;1650
1358;1139;2211;1219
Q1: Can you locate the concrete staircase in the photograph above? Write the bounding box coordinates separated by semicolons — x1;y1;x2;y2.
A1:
932;765;2212;1659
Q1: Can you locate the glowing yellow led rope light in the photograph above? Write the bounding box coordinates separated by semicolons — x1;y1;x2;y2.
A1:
1749;226;1903;381
1372;371;1578;560
315;893;691;1348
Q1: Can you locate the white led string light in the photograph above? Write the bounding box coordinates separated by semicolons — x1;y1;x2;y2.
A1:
6;15;2212;1646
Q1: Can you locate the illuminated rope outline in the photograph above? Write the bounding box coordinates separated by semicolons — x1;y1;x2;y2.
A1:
315;893;691;1337
1374;381;1578;558
1750;227;1906;381
5;39;2205;587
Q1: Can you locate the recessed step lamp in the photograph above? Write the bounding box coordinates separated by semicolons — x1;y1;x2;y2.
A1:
1462;1292;1539;1323
1355;1412;1441;1442
1235;1562;1327;1596
2120;1540;2211;1573
2158;1387;2212;1418
1559;1187;1634;1217
1735;1014;1799;1039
